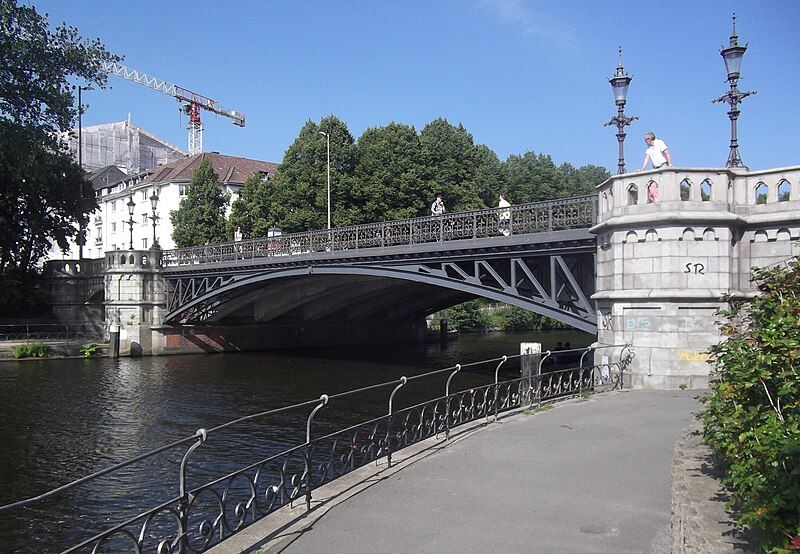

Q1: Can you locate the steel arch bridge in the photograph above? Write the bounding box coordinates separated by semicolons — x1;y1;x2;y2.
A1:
162;196;598;333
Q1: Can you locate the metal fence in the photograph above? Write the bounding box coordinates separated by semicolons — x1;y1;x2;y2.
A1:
162;195;597;268
0;344;631;553
0;324;102;342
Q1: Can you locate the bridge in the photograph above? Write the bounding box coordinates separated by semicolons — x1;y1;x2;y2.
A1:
159;195;598;333
48;165;799;388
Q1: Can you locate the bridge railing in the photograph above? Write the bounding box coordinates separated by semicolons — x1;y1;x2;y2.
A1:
162;194;597;267
0;344;631;553
0;323;102;342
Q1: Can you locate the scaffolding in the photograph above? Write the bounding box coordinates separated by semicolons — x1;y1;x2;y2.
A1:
69;117;187;175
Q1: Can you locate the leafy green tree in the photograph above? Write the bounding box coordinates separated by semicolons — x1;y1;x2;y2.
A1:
170;159;230;247
0;0;118;312
701;256;800;550
228;174;274;238
418;118;484;213
560;163;611;197
351;122;426;222
473;144;506;207
504;151;567;203
439;299;491;331
267;115;356;232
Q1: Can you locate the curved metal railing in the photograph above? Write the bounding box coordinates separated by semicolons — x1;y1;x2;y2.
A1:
162;195;597;268
0;343;631;553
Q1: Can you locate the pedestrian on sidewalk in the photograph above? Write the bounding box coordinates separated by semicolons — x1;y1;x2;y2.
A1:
638;132;672;171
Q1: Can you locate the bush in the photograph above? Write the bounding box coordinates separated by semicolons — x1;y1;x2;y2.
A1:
439;300;491;331
79;343;100;358
701;256;800;551
11;342;52;359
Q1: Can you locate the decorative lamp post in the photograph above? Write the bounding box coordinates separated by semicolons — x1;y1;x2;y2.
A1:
318;131;331;230
126;197;136;250
76;85;93;259
604;47;638;174
148;190;160;248
712;13;756;168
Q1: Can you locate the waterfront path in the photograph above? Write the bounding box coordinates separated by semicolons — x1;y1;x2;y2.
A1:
215;390;700;554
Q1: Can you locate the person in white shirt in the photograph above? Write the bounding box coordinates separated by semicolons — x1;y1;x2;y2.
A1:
498;193;511;236
638;132;672;171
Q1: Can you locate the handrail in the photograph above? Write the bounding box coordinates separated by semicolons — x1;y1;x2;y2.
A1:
0;343;630;553
161;194;598;268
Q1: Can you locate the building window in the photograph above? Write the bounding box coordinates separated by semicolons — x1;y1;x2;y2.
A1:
700;179;712;201
179;184;186;196
778;180;791;202
756;182;768;204
141;190;147;201
111;200;117;212
111;222;116;233
142;214;148;226
142;238;148;249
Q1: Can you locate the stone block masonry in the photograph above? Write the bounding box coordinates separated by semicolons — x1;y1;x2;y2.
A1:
593;166;800;389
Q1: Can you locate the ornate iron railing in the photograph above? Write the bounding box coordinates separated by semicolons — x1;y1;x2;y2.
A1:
162;195;597;268
0;344;631;553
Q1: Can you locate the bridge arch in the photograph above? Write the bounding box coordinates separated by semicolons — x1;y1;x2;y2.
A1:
166;262;597;333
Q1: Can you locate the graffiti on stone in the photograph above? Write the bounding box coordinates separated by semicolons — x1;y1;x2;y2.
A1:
677;349;710;363
625;316;652;330
684;262;705;274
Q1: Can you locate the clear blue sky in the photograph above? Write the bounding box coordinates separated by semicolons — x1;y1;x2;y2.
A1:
32;0;800;171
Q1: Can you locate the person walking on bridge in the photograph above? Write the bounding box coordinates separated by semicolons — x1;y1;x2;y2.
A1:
638;132;672;171
498;193;511;236
430;194;446;216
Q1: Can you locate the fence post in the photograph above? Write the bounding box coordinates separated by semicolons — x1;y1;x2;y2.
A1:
493;355;508;422
520;343;541;406
548;205;553;231
443;364;461;441
305;395;328;511
386;377;407;467
179;428;207;554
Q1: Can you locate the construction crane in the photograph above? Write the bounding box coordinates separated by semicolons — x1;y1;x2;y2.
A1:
102;61;245;155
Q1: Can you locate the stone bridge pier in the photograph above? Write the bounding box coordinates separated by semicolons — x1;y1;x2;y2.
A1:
103;247;166;356
593;166;799;389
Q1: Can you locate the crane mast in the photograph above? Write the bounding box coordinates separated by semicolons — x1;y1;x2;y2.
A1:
102;62;245;155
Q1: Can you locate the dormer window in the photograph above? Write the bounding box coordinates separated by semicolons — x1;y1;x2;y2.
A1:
259;171;269;181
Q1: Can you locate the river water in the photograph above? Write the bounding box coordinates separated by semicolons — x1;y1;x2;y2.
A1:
0;329;591;552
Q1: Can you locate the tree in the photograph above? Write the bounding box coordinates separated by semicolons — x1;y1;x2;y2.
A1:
0;0;118;312
473;144;506;207
560;163;611;197
267;116;356;232
228;174;273;239
701;256;800;550
351;122;426;222
504;151;566;203
170;159;230;247
418;118;484;213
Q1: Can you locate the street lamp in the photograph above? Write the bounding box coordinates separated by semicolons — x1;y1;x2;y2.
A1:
76;85;93;259
126;197;136;250
318;131;331;230
712;13;756;168
604;47;638;174
149;190;160;248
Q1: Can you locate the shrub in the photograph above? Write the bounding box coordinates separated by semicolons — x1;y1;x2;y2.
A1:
439;300;491;331
79;343;100;358
11;342;52;359
701;256;800;551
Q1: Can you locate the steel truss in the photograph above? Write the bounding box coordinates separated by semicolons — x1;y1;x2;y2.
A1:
165;251;596;333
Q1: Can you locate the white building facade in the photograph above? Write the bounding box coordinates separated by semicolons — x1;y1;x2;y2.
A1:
87;152;278;256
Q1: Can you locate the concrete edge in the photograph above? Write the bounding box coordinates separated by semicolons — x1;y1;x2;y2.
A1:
207;392;606;554
669;418;759;553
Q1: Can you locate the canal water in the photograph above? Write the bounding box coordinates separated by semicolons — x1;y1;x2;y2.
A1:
0;330;591;552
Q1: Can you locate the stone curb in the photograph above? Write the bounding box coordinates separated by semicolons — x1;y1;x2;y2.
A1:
670;418;758;553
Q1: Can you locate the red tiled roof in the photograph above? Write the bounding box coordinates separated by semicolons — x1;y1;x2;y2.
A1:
138;152;278;186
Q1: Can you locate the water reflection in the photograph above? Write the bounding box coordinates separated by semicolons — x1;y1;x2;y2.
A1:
0;330;591;552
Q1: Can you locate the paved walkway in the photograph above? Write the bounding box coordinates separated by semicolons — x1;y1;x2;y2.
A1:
218;390;701;554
